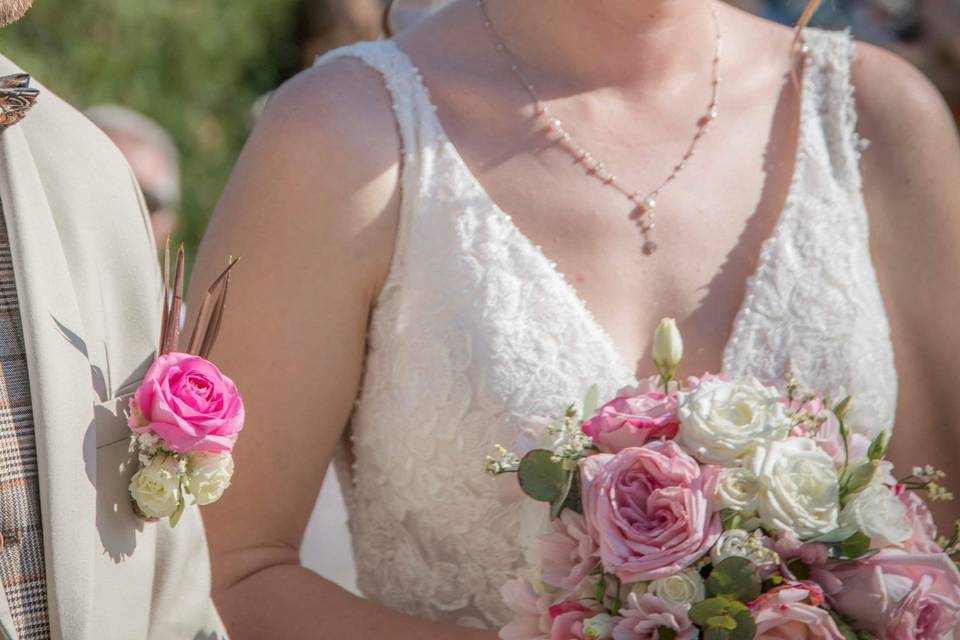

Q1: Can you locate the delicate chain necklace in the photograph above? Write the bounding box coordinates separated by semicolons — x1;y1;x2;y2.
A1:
477;0;723;255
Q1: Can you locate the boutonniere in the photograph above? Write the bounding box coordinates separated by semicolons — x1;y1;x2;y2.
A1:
127;241;243;526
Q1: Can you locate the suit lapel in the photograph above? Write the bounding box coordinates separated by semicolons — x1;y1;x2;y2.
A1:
0;125;96;640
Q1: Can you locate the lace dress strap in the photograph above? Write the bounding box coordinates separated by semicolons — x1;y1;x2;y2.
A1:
799;28;867;193
314;39;444;303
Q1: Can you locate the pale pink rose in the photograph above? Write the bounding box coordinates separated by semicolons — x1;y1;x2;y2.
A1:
829;551;960;638
899;491;942;554
128;352;245;454
581;440;721;582
886;573;960;639
612;593;696;640
499;579;552;640
750;585;845;639
581;387;679;453
540;510;599;591
548;602;596;640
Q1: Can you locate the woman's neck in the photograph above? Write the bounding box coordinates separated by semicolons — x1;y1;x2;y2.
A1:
483;0;722;92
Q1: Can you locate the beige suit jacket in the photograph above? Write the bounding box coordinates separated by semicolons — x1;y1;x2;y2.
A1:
0;55;227;640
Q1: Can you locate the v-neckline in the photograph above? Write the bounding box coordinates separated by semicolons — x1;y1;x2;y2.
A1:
386;37;815;384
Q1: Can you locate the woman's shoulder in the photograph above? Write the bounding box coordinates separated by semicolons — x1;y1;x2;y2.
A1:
849;39;953;151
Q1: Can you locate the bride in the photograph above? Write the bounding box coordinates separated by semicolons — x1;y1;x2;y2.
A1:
189;0;960;637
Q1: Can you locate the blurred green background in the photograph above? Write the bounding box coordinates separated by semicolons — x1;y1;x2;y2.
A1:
0;1;304;255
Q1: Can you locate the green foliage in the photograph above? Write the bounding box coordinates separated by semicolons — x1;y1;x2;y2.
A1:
517;449;581;519
655;628;677;640
0;1;303;258
720;508;745;531
689;597;756;640
706;557;762;604
518;449;568;502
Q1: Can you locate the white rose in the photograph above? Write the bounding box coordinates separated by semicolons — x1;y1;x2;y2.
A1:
648;568;706;606
716;467;761;514
749;438;840;539
840;484;911;548
677;376;792;464
710;529;753;565
710;529;780;569
129;456;182;519
186;452;235;506
583;613;614;639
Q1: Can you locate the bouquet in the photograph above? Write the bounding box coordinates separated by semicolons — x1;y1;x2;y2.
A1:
126;242;245;527
486;319;960;639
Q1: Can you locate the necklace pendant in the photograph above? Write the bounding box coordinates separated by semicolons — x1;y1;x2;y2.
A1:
642;240;659;255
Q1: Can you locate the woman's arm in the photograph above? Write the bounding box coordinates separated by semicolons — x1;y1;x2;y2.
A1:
855;43;960;531
187;59;495;640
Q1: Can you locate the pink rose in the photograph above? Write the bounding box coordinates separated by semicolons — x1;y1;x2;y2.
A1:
899;491;942;554
612;593;696;640
769;533;842;594
129;352;245;454
886;574;960;639
548;602;596;640
750;585;845;639
829;551;960;638
581;383;679;453
499;579;552;640
581;440;721;582
540;510;599;592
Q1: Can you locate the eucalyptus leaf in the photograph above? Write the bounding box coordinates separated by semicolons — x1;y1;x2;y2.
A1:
837;531;872;560
518;450;567;503
826;530;873;560
549;469;577;519
810;526;860;543
706;557;762;603
689;598;731;625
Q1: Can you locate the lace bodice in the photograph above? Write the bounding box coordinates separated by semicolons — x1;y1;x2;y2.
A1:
314;29;897;630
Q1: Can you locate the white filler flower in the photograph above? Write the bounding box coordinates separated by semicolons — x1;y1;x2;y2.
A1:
749;438;840;539
187;452;235;506
678;376;793;465
129;456;182;519
840;484;912;548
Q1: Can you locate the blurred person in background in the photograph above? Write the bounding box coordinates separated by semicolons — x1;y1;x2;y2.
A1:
298;0;383;66
0;1;227;639
86;104;181;252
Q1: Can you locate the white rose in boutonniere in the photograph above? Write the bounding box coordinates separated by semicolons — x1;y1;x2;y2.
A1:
840;484;911;548
187;452;235;506
749;438;840;539
129;456;182;519
677;376;792;465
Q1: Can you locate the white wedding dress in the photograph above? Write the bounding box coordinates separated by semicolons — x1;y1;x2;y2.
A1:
311;28;898;630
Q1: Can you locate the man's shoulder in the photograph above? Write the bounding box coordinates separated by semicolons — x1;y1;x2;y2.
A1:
0;55;142;195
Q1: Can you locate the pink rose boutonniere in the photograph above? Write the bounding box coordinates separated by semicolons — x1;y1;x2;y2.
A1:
127;243;243;526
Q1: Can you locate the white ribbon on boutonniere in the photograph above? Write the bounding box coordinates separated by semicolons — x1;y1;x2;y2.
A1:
126;240;243;526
